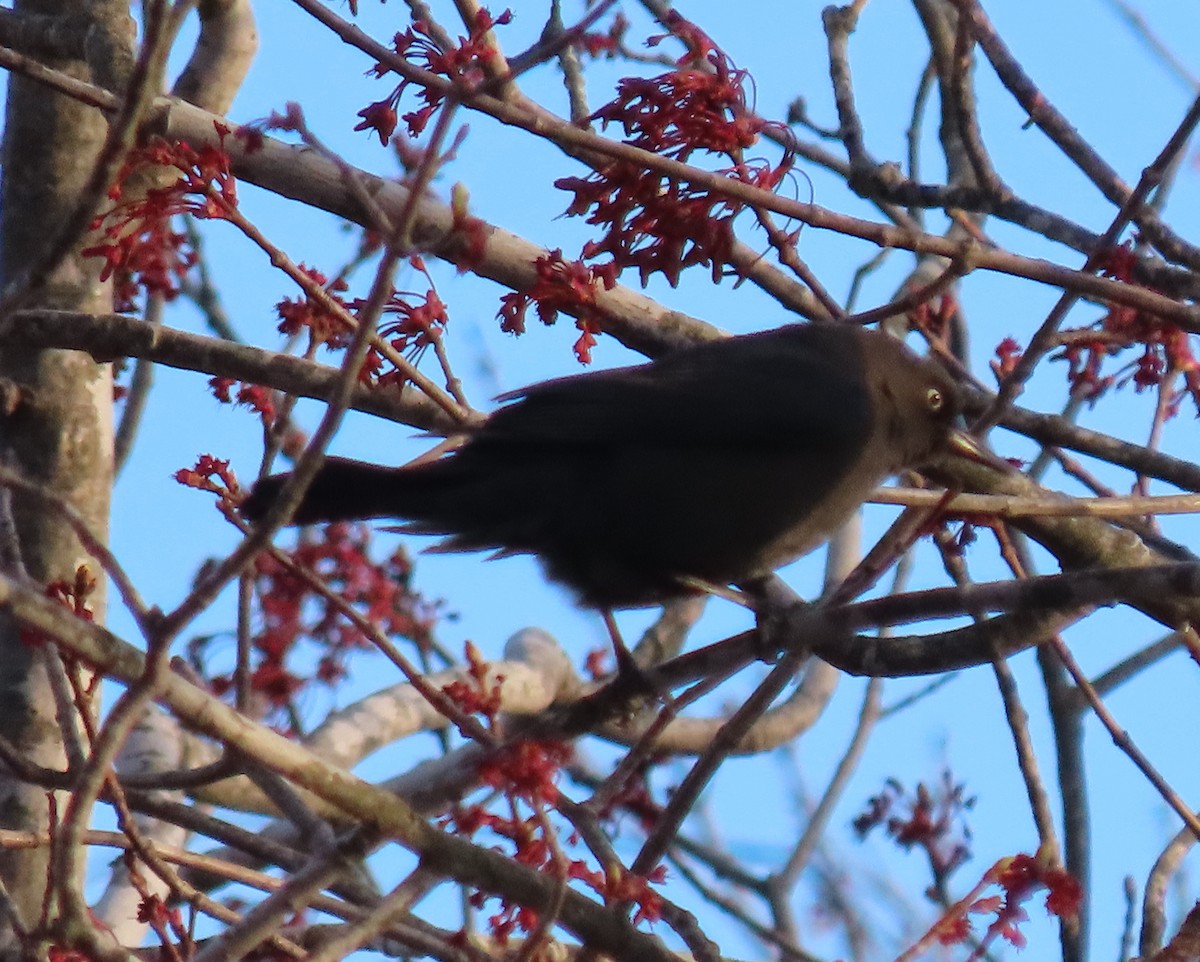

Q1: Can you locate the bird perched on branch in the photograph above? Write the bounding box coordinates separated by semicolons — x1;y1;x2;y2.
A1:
243;323;978;613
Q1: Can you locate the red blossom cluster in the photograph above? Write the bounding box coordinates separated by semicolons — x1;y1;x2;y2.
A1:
175;452;253;530
854;773;975;879
570;862;666;925
578;11;630;59
508;15;790;360
208;377;276;426
135;893;185;949
552;13;792;290
592;771;660;833
596;16;763;158
497;251;616;363
362;286;449;387
275;260;460;390
251;102;307;143
472;898;539;949
924;849;1082;958
476;739;572;809
174;458;439;713
275;266;352;352
82;124;237;311
213;523;436;707
355;8;513;144
440;640;504;720
45;566;98;624
907;289;959;346
446;739;571;943
990;335;1023;380
174;453;239;501
20;565;97;649
1053;242;1200;414
446;736;665;943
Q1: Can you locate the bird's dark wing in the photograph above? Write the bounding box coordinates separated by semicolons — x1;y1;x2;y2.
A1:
488;326;871;449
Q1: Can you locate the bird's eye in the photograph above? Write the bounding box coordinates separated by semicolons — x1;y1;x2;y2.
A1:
926;387;945;412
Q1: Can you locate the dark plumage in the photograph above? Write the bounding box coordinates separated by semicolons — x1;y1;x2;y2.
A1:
242;324;970;608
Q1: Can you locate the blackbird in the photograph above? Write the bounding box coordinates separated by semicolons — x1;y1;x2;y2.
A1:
242;324;975;609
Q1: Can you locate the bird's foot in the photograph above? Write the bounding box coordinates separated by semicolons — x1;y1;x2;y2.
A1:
737;577;810;663
752;604;811;663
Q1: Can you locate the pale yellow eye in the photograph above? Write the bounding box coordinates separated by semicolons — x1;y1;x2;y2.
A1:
926;387;945;412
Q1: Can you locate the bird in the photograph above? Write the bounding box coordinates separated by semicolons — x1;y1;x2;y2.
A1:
242;323;976;612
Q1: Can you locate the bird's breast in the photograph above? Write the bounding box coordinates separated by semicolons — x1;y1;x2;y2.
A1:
744;445;901;576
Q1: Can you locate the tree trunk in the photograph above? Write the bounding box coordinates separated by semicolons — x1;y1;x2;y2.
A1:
0;0;128;952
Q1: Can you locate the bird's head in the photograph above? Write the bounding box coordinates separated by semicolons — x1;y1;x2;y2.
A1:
859;332;983;471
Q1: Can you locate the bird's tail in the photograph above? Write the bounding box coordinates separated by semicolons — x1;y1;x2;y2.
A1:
242;456;450;527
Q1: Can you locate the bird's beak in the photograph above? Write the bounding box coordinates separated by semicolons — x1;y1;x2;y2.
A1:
946;428;1002;469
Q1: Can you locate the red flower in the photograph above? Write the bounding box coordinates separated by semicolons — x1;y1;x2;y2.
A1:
356;8;512;139
496;251;616;362
82;128;233;311
354;98;399;146
550;13;791;290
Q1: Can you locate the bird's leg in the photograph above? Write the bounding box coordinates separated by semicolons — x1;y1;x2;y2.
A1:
601;609;661;700
675;575;753;609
